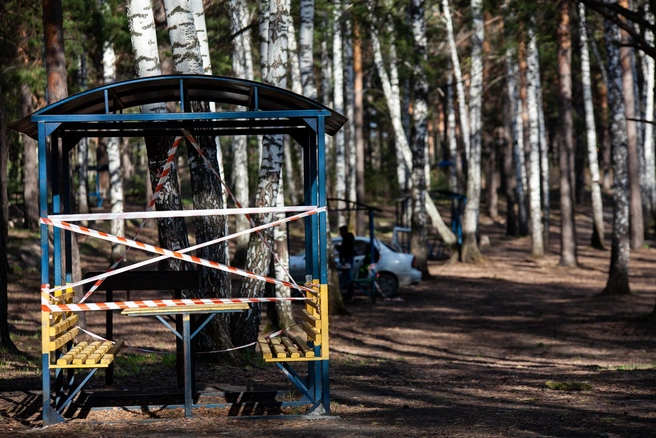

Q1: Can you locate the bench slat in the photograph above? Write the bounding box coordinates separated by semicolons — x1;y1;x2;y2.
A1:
281;337;301;358
293;335;315;358
301;309;320;329
269;337;287;359
49;314;79;336
258;336;273;359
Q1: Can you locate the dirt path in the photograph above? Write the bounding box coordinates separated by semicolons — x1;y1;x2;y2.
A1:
2;219;656;437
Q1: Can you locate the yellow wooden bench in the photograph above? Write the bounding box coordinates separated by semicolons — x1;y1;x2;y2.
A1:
43;288;124;370
257;281;329;362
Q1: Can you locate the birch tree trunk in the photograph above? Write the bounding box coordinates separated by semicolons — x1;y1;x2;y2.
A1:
370;17;455;245
579;3;605;250
345;13;356;222
442;0;471;161
229;0;252;261
333;0;346;226
526;25;544;257
300;0;317;99
557;1;578;267
537;79;550;248
102;33;125;262
447;63;459;193
410;0;429;276
162;0;233;351
125;0;190;275
354;22;366;236
286;18;301;205
602;13;630;295
233;0;290;347
461;0;484;263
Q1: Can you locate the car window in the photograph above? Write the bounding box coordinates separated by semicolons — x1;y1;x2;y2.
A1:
353;240;368;256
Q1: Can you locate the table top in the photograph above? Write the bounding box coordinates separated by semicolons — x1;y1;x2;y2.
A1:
121;303;250;317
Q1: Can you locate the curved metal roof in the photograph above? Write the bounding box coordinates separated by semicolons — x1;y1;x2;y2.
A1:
11;74;347;138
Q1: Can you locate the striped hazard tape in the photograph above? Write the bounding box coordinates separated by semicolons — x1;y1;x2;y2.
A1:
40;215;319;297
41;207;323;295
80;136;183;302
42;296;309;313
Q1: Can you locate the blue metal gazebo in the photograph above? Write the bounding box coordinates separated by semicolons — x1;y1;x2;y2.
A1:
11;74;346;423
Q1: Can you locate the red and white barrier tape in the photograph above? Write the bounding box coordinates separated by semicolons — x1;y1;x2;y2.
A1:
40;218;317;297
42;296;308;313
181;129;299;290
50;206;318;222
80;136;183;303
41;207;322;295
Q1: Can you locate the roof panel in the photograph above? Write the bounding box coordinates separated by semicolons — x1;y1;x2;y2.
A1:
10;75;346;138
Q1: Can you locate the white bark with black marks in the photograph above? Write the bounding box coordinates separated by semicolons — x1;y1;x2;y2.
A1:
526;25;543;257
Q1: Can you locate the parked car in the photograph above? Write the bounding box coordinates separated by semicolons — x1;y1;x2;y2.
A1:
288;236;422;297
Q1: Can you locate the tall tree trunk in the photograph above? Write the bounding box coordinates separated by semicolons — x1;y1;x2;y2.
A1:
447;62;459;193
0;62;19;353
442;0;471;160
602;13;631;296
527;24;544;257
20;83;39;231
579;3;605;250
617;0;644;250
503;2;528;237
344;13;356;226
501;89;518;237
233;0;290;347
272;179;294;329
557;1;577;267
229;0;252;264
644;5;656;222
42;0;84;326
163;0;232;351
354;22;365;236
461;0;484;263
125;0;191;276
300;0;317;99
333;0;346;225
410;0;429;277
102;24;125;262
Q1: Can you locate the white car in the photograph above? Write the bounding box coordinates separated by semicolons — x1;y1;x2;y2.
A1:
288;236;422;297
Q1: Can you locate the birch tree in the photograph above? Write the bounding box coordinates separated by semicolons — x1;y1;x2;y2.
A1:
300;0;317;99
333;0;346;226
442;0;470;160
526;24;544;257
101;21;125;262
461;0;484;263
579;3;605;250
229;0;253;262
233;0;290;347
20;83;39;231
602;12;631;295
446;62;459;192
162;0;233;351
410;0;429;276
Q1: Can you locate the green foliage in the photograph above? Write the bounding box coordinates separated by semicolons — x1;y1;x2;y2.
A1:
545;380;593;391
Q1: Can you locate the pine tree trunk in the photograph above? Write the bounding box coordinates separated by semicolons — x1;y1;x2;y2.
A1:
447;62;459;193
461;0;483;263
409;0;429;277
527;25;544;257
557;1;577;267
602;14;631;295
617;0;644;250
42;0;84;325
344;13;357;225
579;3;605;250
0;63;19;353
20;83;39;231
644;6;656;221
354;22;366;236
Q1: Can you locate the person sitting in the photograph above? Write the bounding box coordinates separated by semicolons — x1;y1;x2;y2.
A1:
336;225;355;291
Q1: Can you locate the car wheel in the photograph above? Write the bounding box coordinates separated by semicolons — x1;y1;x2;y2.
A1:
377;272;398;298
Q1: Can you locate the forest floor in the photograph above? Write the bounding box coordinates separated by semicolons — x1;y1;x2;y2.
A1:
1;204;656;437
